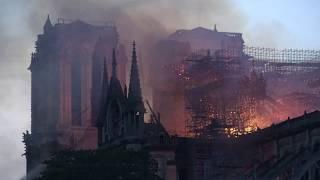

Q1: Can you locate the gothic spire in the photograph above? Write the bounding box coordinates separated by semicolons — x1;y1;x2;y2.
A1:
112;48;117;78
128;41;144;110
44;14;53;33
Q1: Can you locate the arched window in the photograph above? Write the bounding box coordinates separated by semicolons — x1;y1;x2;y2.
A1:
71;61;82;126
135;112;140;129
160;134;165;144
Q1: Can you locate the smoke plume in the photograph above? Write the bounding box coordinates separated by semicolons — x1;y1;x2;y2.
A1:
0;0;300;179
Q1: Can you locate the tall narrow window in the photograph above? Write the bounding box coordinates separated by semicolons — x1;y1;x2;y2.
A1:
71;61;82;126
135;112;140;129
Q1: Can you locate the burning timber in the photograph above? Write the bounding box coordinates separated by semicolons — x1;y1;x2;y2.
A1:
175;50;265;138
151;26;320;139
24;17;320;180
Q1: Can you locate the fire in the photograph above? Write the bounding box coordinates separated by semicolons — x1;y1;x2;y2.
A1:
244;125;258;133
163;49;318;138
224;124;258;138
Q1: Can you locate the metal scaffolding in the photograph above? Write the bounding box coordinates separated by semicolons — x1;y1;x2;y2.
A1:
182;49;253;138
244;47;320;73
182;46;320;138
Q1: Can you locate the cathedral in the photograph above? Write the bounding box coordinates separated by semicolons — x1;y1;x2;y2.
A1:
24;16;320;180
23;16;175;180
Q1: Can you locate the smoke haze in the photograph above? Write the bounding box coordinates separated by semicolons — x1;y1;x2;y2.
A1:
0;0;318;179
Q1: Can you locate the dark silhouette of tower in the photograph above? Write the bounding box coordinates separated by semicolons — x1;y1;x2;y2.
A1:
97;42;146;150
24;16;128;178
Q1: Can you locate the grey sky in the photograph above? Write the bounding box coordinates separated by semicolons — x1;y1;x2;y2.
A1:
0;0;319;179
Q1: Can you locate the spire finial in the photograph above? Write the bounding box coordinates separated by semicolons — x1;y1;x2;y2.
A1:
128;41;144;110
44;14;53;33
112;48;117;77
132;41;137;62
133;40;136;51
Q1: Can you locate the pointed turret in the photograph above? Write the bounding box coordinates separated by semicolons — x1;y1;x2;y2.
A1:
108;48;125;100
28;53;37;71
44;15;53;33
128;41;144;111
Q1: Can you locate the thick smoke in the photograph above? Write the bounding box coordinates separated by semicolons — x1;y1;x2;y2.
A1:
0;0;302;179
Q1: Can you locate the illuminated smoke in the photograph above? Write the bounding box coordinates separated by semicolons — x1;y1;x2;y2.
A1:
0;0;315;179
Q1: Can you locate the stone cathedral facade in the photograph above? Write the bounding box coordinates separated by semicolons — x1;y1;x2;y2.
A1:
23;16;129;177
23;16;176;180
23;16;320;180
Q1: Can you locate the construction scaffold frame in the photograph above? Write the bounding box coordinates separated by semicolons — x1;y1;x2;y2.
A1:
183;46;320;138
244;47;320;73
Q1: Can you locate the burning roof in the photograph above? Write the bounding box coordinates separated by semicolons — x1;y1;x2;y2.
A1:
168;26;244;50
